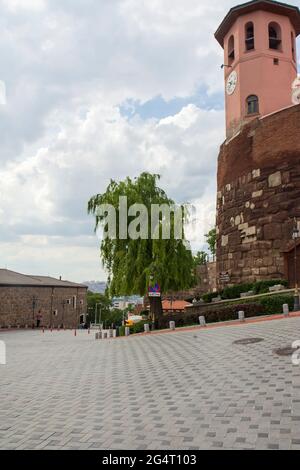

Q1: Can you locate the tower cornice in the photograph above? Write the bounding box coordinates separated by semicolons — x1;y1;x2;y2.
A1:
215;0;300;47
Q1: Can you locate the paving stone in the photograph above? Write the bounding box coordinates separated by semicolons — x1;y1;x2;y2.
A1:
1;318;300;450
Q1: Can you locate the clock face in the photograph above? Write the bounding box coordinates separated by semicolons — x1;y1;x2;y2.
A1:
226;71;238;95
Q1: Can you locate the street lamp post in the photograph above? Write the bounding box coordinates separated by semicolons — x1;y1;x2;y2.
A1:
293;218;300;311
32;296;38;328
95;303;102;329
61;300;66;328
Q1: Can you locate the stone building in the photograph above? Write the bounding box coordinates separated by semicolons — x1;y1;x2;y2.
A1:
196;262;217;294
215;0;300;288
0;269;88;328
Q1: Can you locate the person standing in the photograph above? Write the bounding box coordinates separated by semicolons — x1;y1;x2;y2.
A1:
36;310;42;328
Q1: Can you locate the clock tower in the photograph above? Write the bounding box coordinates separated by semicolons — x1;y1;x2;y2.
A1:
215;0;300;139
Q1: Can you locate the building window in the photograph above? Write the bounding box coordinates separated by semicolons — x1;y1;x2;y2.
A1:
291;32;296;61
246;95;259;115
72;295;77;309
269;22;282;50
245;22;254;50
228;35;235;64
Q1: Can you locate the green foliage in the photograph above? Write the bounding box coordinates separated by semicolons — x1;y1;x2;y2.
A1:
156;293;294;329
209;293;294;315
156;303;265;329
119;293;294;332
118;320;149;336
87;292;124;326
205;228;216;257
221;283;254;300
118;325;126;336
193;251;208;267
87;292;111;322
129;320;149;334
88;172;195;297
252;279;289;295
203;279;289;302
104;309;124;327
202;292;222;303
257;294;294;315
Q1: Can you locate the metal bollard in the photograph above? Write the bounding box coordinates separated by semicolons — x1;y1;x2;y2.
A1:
125;327;130;337
238;311;245;322
144;323;150;333
283;304;290;317
169;321;176;330
199;316;206;327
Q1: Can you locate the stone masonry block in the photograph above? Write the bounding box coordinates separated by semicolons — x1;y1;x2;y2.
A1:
268;171;282;188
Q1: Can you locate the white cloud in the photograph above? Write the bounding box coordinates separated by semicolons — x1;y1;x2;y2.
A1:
2;0;297;282
0;96;224;280
0;80;6;105
0;0;46;12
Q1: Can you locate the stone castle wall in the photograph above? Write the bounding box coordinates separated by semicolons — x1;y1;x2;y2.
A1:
216;104;300;288
196;262;217;294
0;286;87;328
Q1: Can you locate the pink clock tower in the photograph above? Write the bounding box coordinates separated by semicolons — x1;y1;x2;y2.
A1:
215;0;300;139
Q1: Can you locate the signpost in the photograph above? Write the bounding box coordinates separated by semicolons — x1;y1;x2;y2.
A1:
219;272;230;283
148;282;162;327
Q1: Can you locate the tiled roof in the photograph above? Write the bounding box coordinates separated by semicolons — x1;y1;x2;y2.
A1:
0;269;87;288
162;300;193;311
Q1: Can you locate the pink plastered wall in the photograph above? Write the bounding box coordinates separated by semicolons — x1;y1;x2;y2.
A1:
223;9;298;138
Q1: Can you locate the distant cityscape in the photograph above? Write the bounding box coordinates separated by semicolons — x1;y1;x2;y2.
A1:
112;296;144;311
84;281;144;310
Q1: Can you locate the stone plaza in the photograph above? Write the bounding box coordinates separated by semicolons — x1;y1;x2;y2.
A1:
1;317;300;450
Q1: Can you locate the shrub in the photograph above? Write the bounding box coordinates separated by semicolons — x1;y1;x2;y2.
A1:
129;321;148;334
202;292;222;303
221;283;253;300
118;325;125;336
118;321;149;336
202;279;289;302
156;303;264;329
257;294;294;315
252;279;289;295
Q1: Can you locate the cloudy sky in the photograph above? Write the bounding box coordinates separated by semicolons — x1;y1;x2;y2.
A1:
0;0;299;282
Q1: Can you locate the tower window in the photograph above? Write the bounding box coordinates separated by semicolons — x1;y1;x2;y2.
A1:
246;95;259;115
291;32;296;61
228;35;235;64
269;22;282;50
245;22;255;51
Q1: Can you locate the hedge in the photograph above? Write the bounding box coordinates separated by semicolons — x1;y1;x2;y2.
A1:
202;279;289;303
119;320;149;336
156;303;265;329
254;294;294;315
119;293;294;334
155;293;294;330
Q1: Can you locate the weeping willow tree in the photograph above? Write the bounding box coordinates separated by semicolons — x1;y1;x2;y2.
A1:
88;172;195;320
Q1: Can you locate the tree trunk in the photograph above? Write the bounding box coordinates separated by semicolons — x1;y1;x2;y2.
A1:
149;296;163;326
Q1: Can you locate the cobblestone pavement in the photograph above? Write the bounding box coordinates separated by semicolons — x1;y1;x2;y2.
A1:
1;317;300;450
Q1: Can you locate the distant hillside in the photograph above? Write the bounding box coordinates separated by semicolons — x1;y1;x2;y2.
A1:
84;281;107;294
